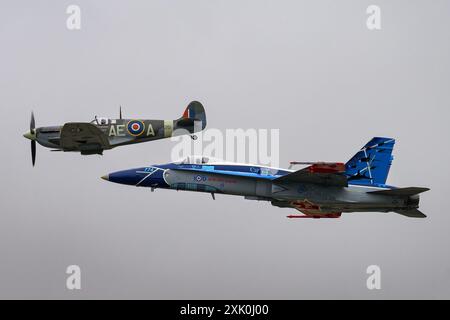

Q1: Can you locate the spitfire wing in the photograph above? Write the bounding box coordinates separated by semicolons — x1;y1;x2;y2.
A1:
60;122;110;151
274;162;348;187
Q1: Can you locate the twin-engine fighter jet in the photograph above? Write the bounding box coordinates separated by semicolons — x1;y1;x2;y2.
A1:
23;101;206;166
101;137;429;219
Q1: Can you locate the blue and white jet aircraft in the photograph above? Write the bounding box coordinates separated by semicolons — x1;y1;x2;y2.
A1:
101;137;429;218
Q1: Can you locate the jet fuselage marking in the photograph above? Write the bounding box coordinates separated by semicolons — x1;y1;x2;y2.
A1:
135;167;164;186
363;148;373;183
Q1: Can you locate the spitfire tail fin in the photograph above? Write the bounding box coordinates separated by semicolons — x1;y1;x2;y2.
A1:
345;137;395;186
182;101;207;130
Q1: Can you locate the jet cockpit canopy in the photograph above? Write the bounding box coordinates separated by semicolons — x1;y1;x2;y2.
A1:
175;155;222;165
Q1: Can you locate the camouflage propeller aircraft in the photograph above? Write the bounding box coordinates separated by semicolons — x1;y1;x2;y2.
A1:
23;101;206;166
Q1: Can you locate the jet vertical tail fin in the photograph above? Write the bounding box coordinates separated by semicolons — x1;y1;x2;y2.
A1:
345;137;395;186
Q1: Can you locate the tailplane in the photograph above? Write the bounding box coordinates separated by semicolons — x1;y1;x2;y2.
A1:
394;209;427;218
368;187;430;218
367;187;430;196
345;137;395;186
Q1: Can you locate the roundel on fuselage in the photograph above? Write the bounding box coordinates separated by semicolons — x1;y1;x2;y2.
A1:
127;120;145;136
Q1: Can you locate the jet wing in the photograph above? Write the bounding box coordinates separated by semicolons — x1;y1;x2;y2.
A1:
60;122;110;151
274;162;348;187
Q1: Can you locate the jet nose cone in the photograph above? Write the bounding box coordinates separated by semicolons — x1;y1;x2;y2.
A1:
101;174;109;181
103;168;161;186
23;131;34;140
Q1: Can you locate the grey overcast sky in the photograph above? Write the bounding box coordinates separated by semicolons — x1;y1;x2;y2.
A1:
0;0;449;299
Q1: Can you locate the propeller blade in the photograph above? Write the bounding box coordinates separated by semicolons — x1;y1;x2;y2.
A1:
119;106;122;119
31;140;36;166
30;111;35;132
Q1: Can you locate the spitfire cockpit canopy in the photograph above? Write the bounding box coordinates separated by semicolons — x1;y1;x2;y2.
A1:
90;116;111;125
174;155;223;165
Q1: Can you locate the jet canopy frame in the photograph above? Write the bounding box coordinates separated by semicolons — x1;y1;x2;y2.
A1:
174;155;223;165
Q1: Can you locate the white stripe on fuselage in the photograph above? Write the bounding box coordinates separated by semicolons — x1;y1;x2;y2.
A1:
135;167;163;186
347;184;391;191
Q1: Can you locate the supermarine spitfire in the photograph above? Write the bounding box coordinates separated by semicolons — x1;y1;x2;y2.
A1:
23;101;206;165
101;137;429;219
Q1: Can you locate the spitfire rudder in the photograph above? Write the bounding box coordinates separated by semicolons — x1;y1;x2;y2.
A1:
182;101;207;130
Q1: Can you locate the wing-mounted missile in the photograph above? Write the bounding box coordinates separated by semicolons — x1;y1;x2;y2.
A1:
286;213;342;219
279;162;348;187
271;199;342;219
288;161;345;173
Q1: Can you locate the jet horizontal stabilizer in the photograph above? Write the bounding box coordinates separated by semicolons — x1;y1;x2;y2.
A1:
394;209;427;218
367;187;430;196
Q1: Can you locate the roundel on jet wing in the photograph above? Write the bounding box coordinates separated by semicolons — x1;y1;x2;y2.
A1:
127;120;145;136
